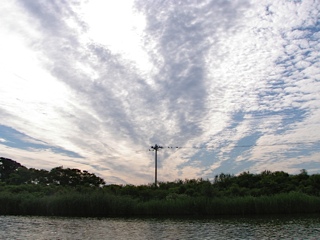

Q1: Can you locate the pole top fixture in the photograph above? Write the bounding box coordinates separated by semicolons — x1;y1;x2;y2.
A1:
150;144;163;151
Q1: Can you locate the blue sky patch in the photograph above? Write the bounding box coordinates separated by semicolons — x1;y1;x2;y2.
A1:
0;125;83;158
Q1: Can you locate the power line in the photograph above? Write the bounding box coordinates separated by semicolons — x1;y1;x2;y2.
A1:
148;141;319;185
142;141;319;153
162;141;319;149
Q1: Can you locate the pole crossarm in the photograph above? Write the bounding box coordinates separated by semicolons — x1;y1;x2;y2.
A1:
150;144;163;151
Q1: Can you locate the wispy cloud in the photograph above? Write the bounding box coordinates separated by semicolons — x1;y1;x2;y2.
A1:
0;0;319;184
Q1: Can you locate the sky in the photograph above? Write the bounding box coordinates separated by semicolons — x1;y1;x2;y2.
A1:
0;0;320;185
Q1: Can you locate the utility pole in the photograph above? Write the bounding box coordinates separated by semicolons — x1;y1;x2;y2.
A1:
150;144;163;187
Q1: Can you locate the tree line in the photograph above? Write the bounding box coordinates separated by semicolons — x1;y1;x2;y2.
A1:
0;157;105;187
1;157;320;217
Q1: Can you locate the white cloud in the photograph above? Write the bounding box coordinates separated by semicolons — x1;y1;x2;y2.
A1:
0;0;319;184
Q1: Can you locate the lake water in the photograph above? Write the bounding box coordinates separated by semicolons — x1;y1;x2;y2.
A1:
1;215;320;239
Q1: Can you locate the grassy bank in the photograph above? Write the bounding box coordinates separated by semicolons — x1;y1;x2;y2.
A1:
1;190;319;217
1;160;320;217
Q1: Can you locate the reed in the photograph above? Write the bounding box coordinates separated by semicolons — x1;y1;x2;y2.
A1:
40;192;138;217
0;192;21;215
253;192;320;214
1;190;319;217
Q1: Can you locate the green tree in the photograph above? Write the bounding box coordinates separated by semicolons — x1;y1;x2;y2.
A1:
0;157;24;182
49;166;105;187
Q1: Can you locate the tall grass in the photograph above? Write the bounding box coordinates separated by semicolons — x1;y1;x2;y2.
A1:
0;191;137;217
203;192;320;215
0;191;319;217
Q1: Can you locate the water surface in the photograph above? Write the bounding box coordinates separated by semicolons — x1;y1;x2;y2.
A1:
1;215;320;239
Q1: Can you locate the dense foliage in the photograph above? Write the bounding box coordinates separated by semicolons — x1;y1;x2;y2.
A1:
1;157;320;217
0;157;105;187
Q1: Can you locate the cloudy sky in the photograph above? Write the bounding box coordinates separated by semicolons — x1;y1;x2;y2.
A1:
0;0;319;184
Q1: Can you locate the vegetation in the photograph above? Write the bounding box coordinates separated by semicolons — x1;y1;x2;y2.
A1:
1;157;320;217
0;157;105;187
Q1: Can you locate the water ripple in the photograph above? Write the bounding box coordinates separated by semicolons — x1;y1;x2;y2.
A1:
0;215;320;239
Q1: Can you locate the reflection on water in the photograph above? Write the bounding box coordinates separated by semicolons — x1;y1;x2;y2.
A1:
0;215;320;239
